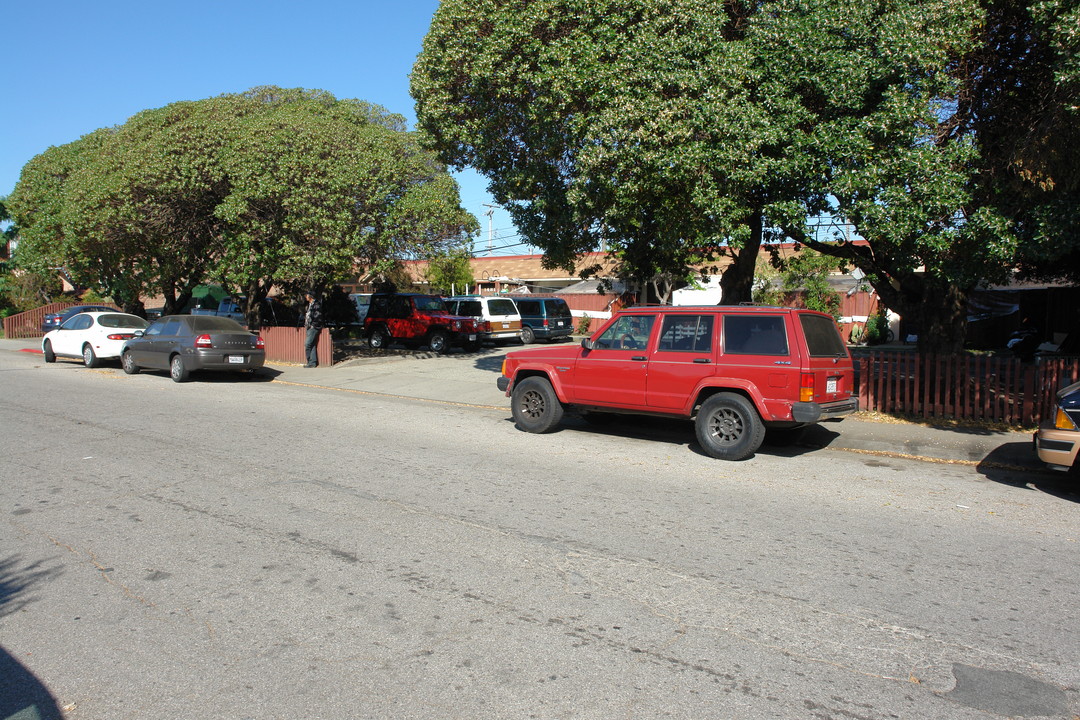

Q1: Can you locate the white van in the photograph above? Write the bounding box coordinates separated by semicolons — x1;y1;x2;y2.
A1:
443;295;523;344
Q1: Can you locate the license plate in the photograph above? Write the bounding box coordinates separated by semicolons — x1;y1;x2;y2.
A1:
827;377;838;394
467;334;476;341
501;322;510;328
228;355;245;364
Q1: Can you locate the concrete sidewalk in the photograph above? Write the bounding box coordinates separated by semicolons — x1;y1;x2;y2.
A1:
1;337;1048;474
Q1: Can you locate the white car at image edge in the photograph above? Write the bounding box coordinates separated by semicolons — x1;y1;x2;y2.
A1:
42;311;149;368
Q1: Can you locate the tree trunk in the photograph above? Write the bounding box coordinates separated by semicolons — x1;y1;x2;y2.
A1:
911;279;969;356
718;210;763;305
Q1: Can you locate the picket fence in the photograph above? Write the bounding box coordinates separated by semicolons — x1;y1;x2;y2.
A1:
856;352;1080;427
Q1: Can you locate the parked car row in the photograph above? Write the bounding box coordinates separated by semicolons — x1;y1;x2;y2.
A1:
359;292;574;353
42;311;264;383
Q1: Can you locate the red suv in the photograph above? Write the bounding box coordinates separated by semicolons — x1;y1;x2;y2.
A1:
364;293;481;353
496;306;858;460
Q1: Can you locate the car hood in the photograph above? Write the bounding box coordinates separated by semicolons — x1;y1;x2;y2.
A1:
507;344;583;363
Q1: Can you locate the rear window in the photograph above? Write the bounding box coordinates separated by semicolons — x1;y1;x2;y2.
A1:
98;314;148;330
488;299;518;316
192;316;246;332
545;299;572;318
799;314;848;357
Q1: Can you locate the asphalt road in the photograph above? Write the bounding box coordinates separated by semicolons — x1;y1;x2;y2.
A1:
2;351;1078;719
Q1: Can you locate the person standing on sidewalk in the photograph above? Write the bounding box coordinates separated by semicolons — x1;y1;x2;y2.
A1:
303;290;323;368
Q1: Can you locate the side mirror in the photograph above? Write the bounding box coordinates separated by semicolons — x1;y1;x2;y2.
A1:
581;338;595;351
133;330;145;338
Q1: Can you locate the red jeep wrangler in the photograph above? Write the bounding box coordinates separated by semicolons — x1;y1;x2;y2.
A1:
364;293;481;353
496;305;858;460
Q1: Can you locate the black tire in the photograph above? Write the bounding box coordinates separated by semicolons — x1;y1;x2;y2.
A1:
520;325;536;344
82;344;99;368
121;351;140;375
695;392;765;460
464;338;483;352
511;376;564;433
43;340;56;363
368;327;390;350
170;354;190;383
428;329;449;354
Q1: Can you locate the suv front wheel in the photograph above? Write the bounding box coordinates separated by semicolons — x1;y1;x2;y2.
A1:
511;377;564;433
695;393;765;461
427;329;449;354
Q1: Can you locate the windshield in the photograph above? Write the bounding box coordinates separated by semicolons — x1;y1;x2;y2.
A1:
415;296;447;312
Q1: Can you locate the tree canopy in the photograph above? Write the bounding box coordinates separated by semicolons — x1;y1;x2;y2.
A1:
7;86;478;323
412;0;1079;354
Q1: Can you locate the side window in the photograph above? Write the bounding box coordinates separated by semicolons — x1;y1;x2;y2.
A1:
160;319;184;336
144;320;167;336
369;296;390;317
391;297;411;318
723;315;789;356
658;315;714;353
593;315;656;350
517;300;539;315
62;314;93;330
461;301;482;316
444;300;458;314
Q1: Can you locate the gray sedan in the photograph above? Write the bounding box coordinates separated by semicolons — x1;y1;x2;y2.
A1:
121;315;265;382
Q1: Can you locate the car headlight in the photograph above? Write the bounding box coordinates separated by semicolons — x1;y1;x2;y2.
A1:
1054;407;1078;431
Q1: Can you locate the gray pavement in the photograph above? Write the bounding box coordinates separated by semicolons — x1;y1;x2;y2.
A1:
1;336;1049;474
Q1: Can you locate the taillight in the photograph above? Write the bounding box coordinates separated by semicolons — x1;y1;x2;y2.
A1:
542;318;549;327
800;373;815;403
106;333;133;340
194;334;213;349
1055;407;1077;431
482;321;492;332
255;336;265;349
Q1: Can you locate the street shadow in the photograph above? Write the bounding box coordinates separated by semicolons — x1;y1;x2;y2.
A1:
0;555;62;618
539;414;834;460
0;555;64;720
473;352;509;373
976;443;1080;502
0;646;63;720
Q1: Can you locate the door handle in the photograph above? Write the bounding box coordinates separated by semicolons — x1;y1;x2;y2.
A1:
693;358;710;364
631;356;647;361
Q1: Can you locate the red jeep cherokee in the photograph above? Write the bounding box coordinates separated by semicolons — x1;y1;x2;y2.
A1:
364;293;481;353
496;305;858;460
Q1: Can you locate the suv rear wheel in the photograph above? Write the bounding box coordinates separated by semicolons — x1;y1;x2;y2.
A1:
520;326;535;344
368;327;391;350
695;393;765;460
511;377;564;433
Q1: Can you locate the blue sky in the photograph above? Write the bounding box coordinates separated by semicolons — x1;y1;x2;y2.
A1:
2;0;530;256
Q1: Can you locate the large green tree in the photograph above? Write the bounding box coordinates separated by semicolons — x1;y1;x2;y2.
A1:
753;0;1078;353
413;0;1079;355
9;86;478;324
412;0;817;304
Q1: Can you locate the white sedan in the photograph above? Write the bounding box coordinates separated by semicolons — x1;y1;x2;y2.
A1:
42;311;149;368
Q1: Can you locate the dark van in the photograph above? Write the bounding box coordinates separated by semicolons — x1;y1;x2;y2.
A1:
512;296;573;343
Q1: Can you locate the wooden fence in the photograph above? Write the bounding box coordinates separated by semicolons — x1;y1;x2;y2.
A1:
857;352;1080;427
259;326;331;366
2;302;84;338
